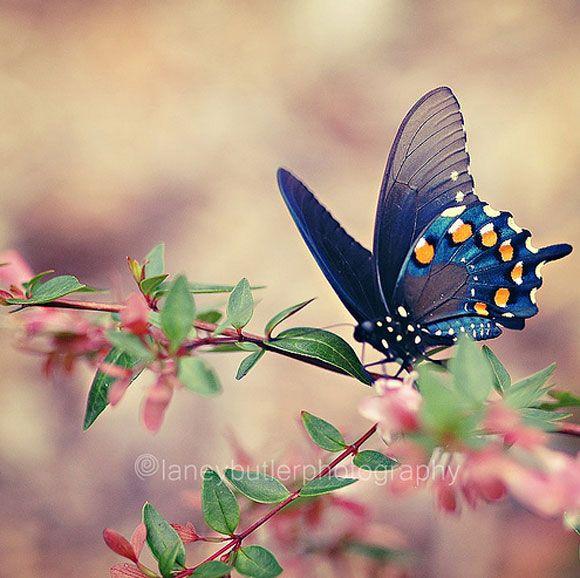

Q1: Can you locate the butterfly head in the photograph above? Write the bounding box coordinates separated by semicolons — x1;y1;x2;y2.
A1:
354;308;429;362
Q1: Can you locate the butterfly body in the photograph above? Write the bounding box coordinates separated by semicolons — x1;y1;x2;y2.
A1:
278;87;572;367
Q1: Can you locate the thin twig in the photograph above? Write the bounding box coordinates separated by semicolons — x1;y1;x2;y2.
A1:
174;424;378;577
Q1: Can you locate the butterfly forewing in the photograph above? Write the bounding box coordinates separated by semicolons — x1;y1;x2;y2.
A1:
277;169;385;323
373;87;478;308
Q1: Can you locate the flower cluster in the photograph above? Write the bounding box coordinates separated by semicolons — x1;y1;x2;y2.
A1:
359;363;580;518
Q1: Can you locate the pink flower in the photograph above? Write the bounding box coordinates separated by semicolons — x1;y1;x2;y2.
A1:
0;250;33;292
121;293;150;336
359;374;421;437
503;447;580;517
141;375;176;433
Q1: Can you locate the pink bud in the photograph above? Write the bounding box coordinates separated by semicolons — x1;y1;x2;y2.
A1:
103;528;138;563
121;293;150;336
129;523;147;559
141;376;174;433
171;521;199;543
108;377;132;407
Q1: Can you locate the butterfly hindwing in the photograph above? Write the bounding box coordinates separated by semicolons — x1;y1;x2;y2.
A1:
277;169;385;323
395;201;572;341
373;87;478;307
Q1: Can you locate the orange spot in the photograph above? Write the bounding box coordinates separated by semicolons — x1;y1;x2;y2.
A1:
414;240;435;265
494;288;510;307
450;223;473;244
511;262;523;284
481;228;498;247
499;241;513;262
474;302;489;316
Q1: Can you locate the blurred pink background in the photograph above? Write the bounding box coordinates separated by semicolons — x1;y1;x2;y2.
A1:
0;1;578;576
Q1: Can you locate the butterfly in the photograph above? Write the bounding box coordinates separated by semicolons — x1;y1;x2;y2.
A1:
277;87;572;369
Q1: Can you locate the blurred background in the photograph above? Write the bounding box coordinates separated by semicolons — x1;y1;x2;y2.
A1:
0;1;578;576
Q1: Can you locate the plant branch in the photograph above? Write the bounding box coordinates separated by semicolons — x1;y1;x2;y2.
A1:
174;423;378;577
16;298;389;382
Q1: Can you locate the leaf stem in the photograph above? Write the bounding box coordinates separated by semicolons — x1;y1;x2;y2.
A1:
174;423;378;577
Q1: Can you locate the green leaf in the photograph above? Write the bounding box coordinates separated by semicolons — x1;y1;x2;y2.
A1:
202;469;240;535
193;561;232;577
161;275;196;352
22;270;54;296
236;349;266;380
300;475;357;497
418;363;471;438
190;282;263;294
301;411;346;452
224;469;291;504
159;541;182;578
83;348;141;430
144;243;165;277
234;545;283;578
227;278;254;329
449;336;493;406
353;450;398;471
482;345;511;394
196;309;223;324
106;330;152;362
520;408;571;431
264;298;315;338
267;327;372;385
140;274;169;296
539;389;580;411
7;275;87;305
178;357;221;396
142;502;186;569
505;363;556;409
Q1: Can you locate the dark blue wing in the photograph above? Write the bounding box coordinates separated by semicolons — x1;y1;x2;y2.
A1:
373;87;478;309
277;168;385;322
394;201;572;341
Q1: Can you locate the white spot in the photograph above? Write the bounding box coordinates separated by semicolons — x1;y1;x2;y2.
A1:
513;260;524;285
525;237;539;254
435;330;442;336
450;170;459;182
530;287;538;304
535;261;546;279
376;321;383;327
381;339;389;349
397;306;408;318
472;330;477;338
460;257;466;263
470;323;475;329
396;334;403;342
421;328;430;333
455;190;465;202
414;335;422;344
387;326;394;333
441;206;466;218
508;217;522;234
483;205;501;217
480;223;495;234
385;316;392;322
448;328;455;335
470;288;476;297
503;312;515;318
407;324;415;332
473;275;479;281
459;326;466;332
448;218;466;234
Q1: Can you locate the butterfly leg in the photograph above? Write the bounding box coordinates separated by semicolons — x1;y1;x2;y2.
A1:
364;357;390;369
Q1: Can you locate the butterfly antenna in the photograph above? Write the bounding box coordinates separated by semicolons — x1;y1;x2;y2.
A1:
322;322;355;330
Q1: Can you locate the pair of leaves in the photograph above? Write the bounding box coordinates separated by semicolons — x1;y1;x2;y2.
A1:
201;470;283;577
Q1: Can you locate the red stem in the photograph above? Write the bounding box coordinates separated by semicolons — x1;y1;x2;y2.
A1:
175;424;378;577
